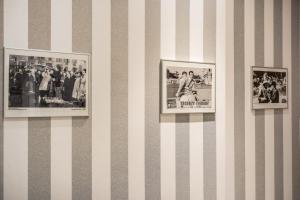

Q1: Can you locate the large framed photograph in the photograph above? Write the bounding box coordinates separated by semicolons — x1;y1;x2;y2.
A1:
161;60;216;114
251;66;288;109
4;48;90;117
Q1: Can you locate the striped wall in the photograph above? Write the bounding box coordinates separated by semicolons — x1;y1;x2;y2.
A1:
0;0;299;200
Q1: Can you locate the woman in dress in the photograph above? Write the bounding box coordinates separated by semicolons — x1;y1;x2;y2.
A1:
72;72;81;100
38;67;51;101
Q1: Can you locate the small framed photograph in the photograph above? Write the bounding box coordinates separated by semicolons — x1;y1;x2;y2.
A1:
251;66;288;109
4;48;90;117
161;60;216;114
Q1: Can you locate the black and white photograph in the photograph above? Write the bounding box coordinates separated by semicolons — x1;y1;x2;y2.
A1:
161;60;216;114
4;48;90;117
251;66;288;109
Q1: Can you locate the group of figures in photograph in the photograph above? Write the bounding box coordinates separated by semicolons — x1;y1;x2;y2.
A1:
4;48;89;117
8;55;87;108
252;66;288;109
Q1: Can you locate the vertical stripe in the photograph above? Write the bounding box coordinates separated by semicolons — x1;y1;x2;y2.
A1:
92;0;111;199
27;0;51;199
28;119;51;200
72;0;92;199
273;0;283;199
160;0;176;199
28;0;51;199
225;0;236;198
51;0;72;200
234;0;245;199
264;0;275;199
51;119;72;200
128;0;145;199
175;0;190;200
244;0;256;198
3;0;29;199
203;0;217;199
292;0;300;198
189;115;203;200
145;0;161;199
216;0;227;199
0;0;3;197
189;1;204;199
50;0;73;199
282;0;293;199
204;0;216;63
203;114;216;200
255;0;265;199
111;0;128;199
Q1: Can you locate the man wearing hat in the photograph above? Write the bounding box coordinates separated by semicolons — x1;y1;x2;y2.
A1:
258;81;270;103
269;81;279;103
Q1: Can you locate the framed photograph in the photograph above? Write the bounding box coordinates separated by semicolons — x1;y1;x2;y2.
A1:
251;66;288;109
4;48;90;117
161;60;216;114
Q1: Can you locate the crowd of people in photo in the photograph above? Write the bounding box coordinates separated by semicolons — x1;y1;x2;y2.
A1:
9;56;87;108
253;71;287;104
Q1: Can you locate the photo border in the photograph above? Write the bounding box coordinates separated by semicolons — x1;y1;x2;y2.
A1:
4;47;91;118
251;66;288;110
160;59;216;114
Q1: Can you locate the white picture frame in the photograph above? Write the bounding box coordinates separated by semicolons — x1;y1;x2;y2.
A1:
4;48;90;117
251;66;288;110
161;60;216;114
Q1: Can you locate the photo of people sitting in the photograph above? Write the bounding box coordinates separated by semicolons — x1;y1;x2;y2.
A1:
8;55;87;108
252;70;287;104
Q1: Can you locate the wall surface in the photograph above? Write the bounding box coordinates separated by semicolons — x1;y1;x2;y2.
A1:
0;0;299;200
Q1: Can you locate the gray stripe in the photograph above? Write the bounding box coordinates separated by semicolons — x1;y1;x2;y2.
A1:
28;119;51;200
255;110;265;200
145;0;161;199
175;0;190;199
234;0;245;199
292;0;300;198
204;0;216;63
0;0;4;197
273;0;283;199
72;0;92;199
111;0;128;199
203;0;217;199
28;0;51;199
255;0;265;199
203;114;216;200
274;110;283;200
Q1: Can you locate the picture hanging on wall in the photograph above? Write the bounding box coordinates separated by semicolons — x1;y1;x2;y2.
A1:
251;66;288;109
161;60;216;114
4;48;90;117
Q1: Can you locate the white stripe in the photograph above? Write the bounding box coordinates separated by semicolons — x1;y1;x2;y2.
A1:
50;1;73;199
264;0;275;199
216;0;227;199
189;1;204;199
244;0;256;199
189;0;203;62
128;0;145;199
50;118;72;200
92;0;111;199
3;0;28;199
282;0;293;199
225;0;235;199
189;115;204;200
161;0;176;199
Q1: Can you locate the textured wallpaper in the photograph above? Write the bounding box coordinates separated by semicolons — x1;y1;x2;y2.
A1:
0;0;299;200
